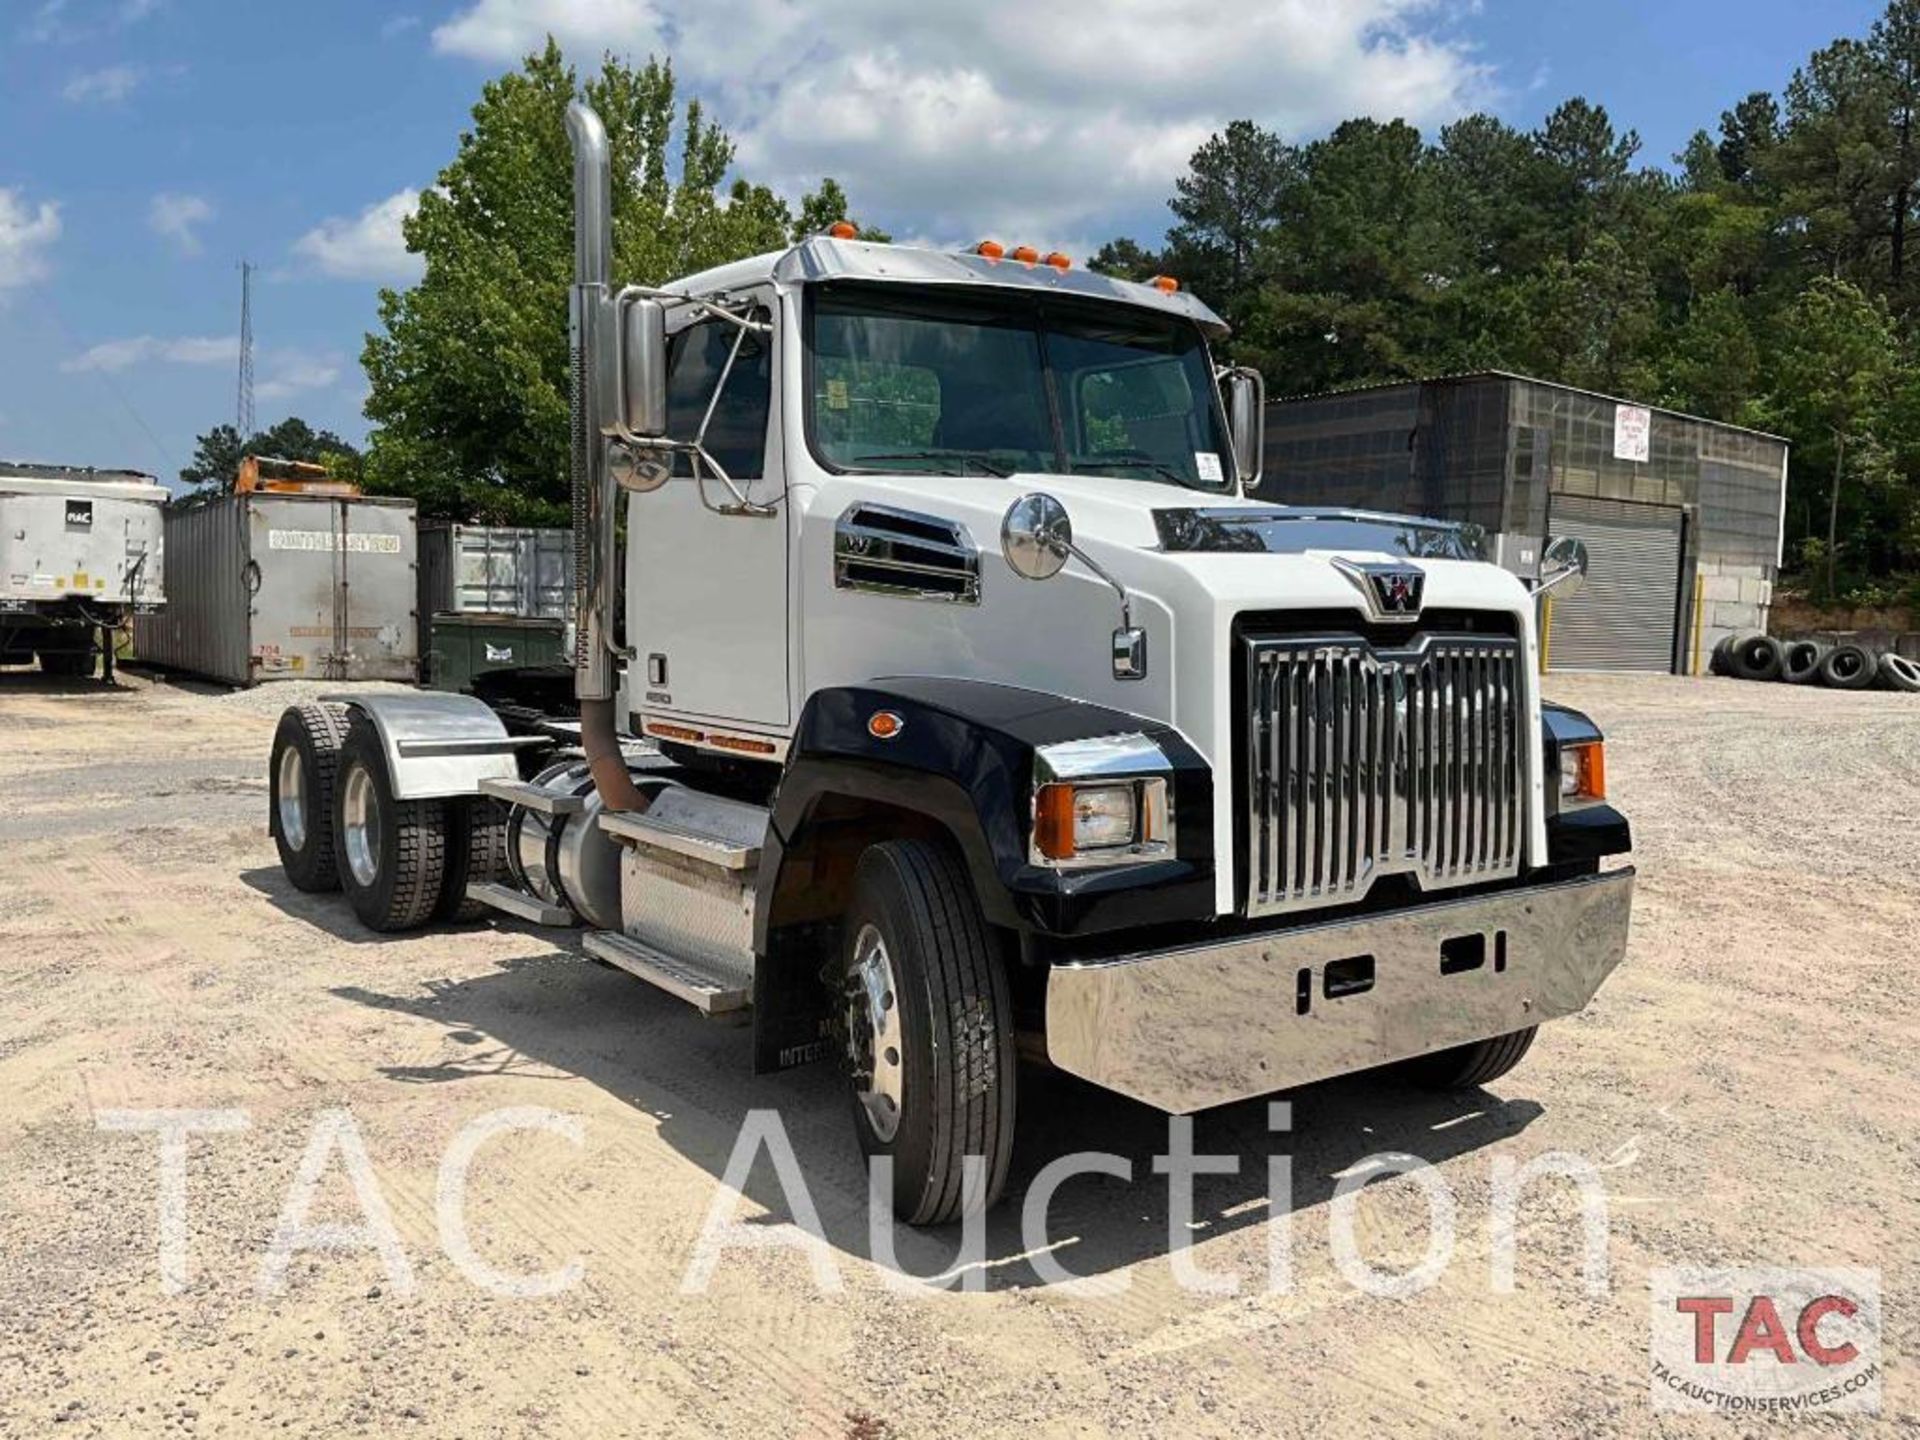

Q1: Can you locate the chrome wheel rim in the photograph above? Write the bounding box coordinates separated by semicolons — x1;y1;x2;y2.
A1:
340;763;381;889
276;746;307;852
846;923;904;1143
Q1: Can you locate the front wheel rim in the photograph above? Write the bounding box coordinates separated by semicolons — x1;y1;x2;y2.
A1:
276;746;307;852
845;923;905;1143
340;763;381;888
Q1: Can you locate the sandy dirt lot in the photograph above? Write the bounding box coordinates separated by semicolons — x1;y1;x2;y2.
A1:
0;666;1913;1437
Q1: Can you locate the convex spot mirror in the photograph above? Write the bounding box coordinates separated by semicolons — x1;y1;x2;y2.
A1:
1538;534;1589;598
1002;493;1073;581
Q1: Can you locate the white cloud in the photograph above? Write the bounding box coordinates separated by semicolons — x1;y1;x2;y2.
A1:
256;353;342;401
430;0;1493;245
148;192;212;254
433;0;661;62
25;0;162;43
60;334;341;400
292;189;422;283
62;62;142;103
62;334;236;373
380;13;421;39
0;189;62;296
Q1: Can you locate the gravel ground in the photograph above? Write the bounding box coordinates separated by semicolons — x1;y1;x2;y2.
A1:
0;665;1913;1437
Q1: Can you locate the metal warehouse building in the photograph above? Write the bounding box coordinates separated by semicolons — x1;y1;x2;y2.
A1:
1259;372;1789;674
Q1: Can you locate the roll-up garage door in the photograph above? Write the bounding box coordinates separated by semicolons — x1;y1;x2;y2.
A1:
1543;494;1683;673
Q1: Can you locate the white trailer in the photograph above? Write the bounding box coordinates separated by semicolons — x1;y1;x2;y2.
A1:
0;463;166;680
262;102;1636;1226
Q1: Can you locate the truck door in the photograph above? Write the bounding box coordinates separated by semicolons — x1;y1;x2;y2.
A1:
628;294;789;729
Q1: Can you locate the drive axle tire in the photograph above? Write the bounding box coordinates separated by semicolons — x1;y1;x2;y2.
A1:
332;714;449;932
1779;640;1825;685
840;839;1015;1226
437;797;510;921
1403;1026;1539;1089
1726;633;1784;681
269;701;351;892
1877;651;1920;693
1818;643;1877;690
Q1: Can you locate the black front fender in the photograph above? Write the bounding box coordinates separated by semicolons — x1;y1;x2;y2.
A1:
762;678;1215;943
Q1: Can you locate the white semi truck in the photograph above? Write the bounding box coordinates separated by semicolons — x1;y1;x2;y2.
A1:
0;462;166;680
264;102;1635;1224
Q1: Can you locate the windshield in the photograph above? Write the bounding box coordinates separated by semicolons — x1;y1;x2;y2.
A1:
807;283;1234;491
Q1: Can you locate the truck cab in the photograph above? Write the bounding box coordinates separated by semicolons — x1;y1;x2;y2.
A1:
265;102;1634;1226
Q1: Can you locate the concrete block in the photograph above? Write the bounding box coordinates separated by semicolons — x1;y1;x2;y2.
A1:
1712;600;1761;631
1701;575;1741;602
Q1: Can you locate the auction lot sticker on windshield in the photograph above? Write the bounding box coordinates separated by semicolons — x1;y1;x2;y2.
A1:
267;529;403;554
1195;451;1224;483
1649;1267;1881;1415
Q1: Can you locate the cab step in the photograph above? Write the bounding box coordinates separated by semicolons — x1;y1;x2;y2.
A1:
465;880;575;927
598;788;767;871
582;930;752;1017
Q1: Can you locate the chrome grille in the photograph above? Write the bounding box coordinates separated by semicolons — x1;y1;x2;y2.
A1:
1244;633;1525;916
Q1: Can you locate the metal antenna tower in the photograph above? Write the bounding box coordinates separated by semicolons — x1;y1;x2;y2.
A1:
236;260;255;436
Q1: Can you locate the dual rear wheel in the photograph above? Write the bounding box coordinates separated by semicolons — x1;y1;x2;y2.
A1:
268;702;505;930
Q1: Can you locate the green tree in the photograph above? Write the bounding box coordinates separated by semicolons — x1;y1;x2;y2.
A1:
1163;120;1296;309
1086;236;1162;282
1764;277;1902;596
361;39;865;522
180;417;359;492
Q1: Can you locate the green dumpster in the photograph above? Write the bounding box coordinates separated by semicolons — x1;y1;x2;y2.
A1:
424;613;566;692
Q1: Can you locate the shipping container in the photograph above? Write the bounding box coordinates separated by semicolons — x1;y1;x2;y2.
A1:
418;523;572;621
134;491;418;685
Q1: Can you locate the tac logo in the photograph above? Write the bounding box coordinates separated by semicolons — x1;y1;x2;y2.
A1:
1650;1267;1881;1415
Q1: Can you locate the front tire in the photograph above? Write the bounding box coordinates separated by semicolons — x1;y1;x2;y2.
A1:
270;701;350;892
841;840;1015;1225
1403;1026;1538;1089
332;715;449;932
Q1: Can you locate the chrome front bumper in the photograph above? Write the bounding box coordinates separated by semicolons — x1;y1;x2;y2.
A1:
1045;867;1634;1113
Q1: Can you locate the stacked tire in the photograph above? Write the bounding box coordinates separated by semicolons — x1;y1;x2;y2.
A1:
268;702;509;931
1710;633;1920;693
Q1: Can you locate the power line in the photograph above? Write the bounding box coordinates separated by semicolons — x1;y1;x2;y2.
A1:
236;259;255;437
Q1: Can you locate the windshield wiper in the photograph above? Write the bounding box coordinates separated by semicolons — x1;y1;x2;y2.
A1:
1070;457;1194;486
853;450;1014;478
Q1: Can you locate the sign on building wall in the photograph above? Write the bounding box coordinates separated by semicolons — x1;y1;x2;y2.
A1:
1615;404;1652;463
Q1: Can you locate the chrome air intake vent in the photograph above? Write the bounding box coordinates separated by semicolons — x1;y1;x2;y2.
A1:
1243;632;1525;916
833;502;980;604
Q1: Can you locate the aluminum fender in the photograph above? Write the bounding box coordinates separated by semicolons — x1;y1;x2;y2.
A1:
324;691;530;799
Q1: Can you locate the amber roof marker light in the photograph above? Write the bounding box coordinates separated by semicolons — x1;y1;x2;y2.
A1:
1042;251;1072;271
1149;274;1179;293
826;220;859;240
974;239;1005;261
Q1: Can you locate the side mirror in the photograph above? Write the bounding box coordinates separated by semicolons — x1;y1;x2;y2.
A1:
620;296;668;438
1537;534;1589;598
1001;493;1073;581
1222;366;1265;489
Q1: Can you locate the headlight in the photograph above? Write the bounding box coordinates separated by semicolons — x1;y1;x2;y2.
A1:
1028;732;1177;869
1032;777;1169;864
1558;740;1606;808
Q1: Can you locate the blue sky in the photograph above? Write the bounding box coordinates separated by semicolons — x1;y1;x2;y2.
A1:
0;0;1887;490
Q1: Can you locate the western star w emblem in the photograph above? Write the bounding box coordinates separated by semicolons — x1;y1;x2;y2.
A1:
1370;568;1423;615
1332;558;1426;622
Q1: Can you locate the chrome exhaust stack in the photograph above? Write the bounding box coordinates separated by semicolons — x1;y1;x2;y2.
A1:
565;99;643;811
